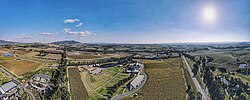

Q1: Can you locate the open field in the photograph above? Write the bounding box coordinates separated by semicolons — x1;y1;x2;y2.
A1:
80;65;128;99
68;51;127;59
0;72;10;85
129;58;186;99
0;56;41;76
14;50;60;63
68;67;89;100
0;47;10;54
188;49;250;70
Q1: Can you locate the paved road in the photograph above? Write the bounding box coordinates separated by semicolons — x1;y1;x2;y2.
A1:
111;64;147;100
0;66;36;100
182;56;210;100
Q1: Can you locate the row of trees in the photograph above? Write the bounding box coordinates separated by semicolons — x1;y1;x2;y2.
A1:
67;57;132;66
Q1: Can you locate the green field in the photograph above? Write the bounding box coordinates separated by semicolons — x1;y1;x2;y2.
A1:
68;68;89;100
127;58;186;100
0;72;10;85
80;65;129;99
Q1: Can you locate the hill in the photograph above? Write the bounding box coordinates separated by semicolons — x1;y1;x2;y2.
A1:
0;40;19;45
51;40;81;45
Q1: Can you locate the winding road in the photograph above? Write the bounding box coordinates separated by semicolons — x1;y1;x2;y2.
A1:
182;56;210;100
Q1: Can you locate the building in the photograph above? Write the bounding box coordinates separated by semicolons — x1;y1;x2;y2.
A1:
220;77;229;85
2;53;14;57
128;75;145;90
0;81;19;100
89;68;103;75
125;63;142;73
239;63;247;69
29;74;51;93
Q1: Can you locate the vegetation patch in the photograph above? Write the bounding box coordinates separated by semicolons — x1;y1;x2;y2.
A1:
0;57;41;76
68;68;89;100
131;58;186;100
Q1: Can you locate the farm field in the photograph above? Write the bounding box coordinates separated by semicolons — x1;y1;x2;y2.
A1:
129;58;186;100
188;50;242;70
0;56;41;76
14;50;60;63
0;47;10;54
68;51;127;59
68;67;89;100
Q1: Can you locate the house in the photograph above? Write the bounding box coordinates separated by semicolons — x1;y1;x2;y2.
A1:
239;63;247;69
125;63;141;73
220;78;229;85
0;81;19;99
128;75;145;90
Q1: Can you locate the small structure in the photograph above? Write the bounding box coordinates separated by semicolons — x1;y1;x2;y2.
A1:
128;75;145;90
29;74;51;93
89;68;103;75
2;53;14;57
125;63;141;73
238;63;247;69
0;81;19;99
220;77;229;85
232;85;239;91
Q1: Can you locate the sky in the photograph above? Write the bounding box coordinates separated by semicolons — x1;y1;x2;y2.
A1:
0;0;250;43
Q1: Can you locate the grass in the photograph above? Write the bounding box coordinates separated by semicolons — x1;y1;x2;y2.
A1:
127;58;186;100
67;52;103;59
0;72;10;85
0;57;41;76
21;67;56;80
230;74;250;84
80;65;129;99
14;49;59;63
68;68;89;100
182;58;197;90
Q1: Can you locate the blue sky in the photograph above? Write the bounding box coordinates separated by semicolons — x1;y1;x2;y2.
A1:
0;0;250;43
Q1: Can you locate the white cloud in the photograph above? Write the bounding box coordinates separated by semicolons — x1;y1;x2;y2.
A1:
19;35;32;39
40;32;54;36
11;34;33;42
76;22;83;27
63;28;93;37
64;18;80;23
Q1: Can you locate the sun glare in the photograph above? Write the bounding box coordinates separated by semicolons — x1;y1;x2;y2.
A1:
203;6;216;22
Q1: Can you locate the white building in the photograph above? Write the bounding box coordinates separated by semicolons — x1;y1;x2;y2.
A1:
129;75;145;90
0;81;19;100
239;63;247;69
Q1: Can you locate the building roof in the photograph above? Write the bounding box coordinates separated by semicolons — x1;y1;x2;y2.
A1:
221;78;229;85
131;75;144;88
0;81;17;95
3;53;14;57
239;63;247;68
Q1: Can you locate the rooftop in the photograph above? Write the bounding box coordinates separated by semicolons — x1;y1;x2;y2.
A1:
0;81;18;95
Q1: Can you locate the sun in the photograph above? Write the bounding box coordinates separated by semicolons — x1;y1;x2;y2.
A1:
203;7;216;22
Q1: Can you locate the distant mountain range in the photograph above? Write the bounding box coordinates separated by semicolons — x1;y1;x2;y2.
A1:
50;40;81;45
0;40;20;45
1;39;250;45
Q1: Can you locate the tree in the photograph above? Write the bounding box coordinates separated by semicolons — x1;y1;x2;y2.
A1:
196;92;202;100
